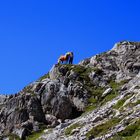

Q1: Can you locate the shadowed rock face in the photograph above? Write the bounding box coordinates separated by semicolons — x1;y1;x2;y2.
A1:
0;41;140;140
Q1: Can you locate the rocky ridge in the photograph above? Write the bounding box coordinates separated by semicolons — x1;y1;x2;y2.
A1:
0;41;140;140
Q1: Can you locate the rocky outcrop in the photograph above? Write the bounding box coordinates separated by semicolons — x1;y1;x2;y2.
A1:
0;65;89;139
37;41;140;140
0;41;140;140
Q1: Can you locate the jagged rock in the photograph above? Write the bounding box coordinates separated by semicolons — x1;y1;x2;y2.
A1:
49;64;69;80
45;114;59;127
13;128;28;139
79;58;90;66
0;94;47;139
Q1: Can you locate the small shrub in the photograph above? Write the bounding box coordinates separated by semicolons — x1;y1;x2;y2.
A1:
65;123;81;136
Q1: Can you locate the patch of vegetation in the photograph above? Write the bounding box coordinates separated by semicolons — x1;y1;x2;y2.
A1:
65;123;82;136
86;118;121;139
39;73;50;81
7;134;20;140
113;99;126;109
59;65;92;84
72;65;86;74
92;67;103;75
96;55;102;62
108;135;123;140
26;123;48;140
88;97;97;104
73;65;93;82
103;80;129;106
90;87;105;99
113;94;132;110
23;85;33;93
109;119;140;140
84;78;127;113
84;104;97;113
84;87;105;113
109;80;128;91
26;130;44;140
100;91;118;106
22;85;36;96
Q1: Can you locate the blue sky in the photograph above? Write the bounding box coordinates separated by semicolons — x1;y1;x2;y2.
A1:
0;0;140;94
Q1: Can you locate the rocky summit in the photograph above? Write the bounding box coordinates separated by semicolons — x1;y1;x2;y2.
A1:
0;41;140;140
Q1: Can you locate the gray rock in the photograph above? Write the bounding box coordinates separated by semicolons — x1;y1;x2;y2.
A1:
102;88;112;97
13;128;27;139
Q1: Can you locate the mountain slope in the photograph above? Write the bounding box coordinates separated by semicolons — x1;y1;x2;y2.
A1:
0;41;140;140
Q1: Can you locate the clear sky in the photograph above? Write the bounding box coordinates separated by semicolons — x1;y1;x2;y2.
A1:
0;0;140;94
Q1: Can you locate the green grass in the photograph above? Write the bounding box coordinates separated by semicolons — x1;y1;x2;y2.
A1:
109;119;140;140
72;65;93;83
118;119;140;137
109;80;128;91
84;85;118;113
84;104;97;113
100;92;118;106
56;64;93;84
91;87;105;97
97;80;131;110
65;123;82;136
109;80;121;91
86;118;121;139
88;97;97;104
101;79;129;107
26;130;44;140
86;79;128;111
9;135;20;140
113;98;126;109
113;95;133;110
84;87;105;113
